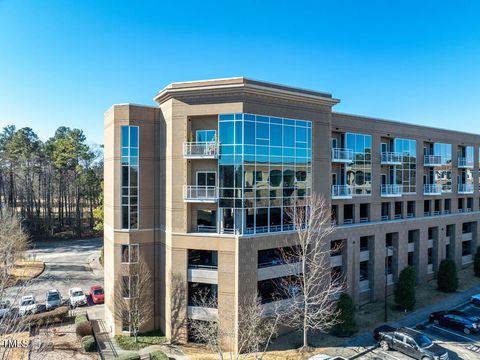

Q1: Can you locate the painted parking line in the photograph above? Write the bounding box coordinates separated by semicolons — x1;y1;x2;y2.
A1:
428;324;478;342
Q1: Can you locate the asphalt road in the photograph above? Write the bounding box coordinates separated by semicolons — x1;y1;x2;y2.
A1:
7;238;104;307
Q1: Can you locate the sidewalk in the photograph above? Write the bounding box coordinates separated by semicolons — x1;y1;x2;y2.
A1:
342;285;480;349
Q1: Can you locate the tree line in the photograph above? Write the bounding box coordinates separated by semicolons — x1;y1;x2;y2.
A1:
0;125;103;239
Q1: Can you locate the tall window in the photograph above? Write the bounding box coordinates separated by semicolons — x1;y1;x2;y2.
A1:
345;133;372;195
394;138;417;193
121;126;139;229
121;244;139;263
434;143;452;192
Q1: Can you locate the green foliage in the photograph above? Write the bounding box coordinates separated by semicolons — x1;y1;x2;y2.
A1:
75;314;89;325
80;335;96;352
114;329;166;351
394;266;416;310
116;354;140;360
474;247;480;277
437;259;459;292
151;350;168;360
93;180;104;231
76;321;93;337
331;293;357;337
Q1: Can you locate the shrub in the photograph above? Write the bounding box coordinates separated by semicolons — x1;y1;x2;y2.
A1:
117;354;140;360
81;335;96;352
151;350;168;360
75;314;89;325
331;293;357;337
25;306;69;326
437;259;458;292
76;321;93;337
474;247;480;277
394;266;416;311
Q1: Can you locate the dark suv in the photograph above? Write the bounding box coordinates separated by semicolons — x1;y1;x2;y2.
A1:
374;325;449;359
429;310;480;335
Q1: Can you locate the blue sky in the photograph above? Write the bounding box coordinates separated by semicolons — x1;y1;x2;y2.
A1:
0;0;479;145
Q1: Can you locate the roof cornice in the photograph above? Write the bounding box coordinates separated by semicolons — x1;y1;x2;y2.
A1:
154;78;340;107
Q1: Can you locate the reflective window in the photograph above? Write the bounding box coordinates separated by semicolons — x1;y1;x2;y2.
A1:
218;113;311;235
345;133;372;195
394;138;417;193
196;130;216;142
121;126;139;229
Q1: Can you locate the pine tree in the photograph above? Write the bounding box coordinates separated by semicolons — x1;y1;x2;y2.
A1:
394;266;416;310
437;259;458;293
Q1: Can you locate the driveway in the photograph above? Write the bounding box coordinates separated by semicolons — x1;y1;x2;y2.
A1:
7;238;104;306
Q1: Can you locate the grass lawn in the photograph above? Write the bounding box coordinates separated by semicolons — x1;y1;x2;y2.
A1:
114;329;166;351
5;259;45;285
182;264;480;360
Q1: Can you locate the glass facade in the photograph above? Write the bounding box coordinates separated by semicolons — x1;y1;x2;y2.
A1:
121;126;139;229
394;138;417;193
345;133;372;195
218;113;312;235
434;143;452;192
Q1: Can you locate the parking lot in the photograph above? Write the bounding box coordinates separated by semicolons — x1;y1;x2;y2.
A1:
357;302;480;360
5;238;104;315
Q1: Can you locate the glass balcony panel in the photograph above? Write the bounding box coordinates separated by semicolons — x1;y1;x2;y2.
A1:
183;142;219;158
331;185;353;199
184;186;218;202
331;148;353;163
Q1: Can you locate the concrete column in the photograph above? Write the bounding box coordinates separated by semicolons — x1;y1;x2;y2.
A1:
397;228;409;274
416;228;428;283
371;234;386;302
453;221;463;267
346;235;360;305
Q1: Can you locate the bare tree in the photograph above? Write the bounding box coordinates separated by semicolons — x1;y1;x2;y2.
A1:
188;292;280;360
114;257;154;342
279;193;344;350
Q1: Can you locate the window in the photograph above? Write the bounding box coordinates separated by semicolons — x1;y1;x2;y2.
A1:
444;199;451;213
196;171;216;186
428;248;433;265
196;130;216;142
360;203;369;222
188;283;218;307
121;244;139;263
122;275;139;298
462;241;472;256
331;240;343;256
407;201;415;217
393;138;417;193
121;126;139;229
381;202;390;220
345;133;372;195
257;246;299;268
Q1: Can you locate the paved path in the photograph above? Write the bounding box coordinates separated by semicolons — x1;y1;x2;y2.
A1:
7;238;104;305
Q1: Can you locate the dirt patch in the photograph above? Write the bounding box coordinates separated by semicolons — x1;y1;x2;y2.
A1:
30;321;97;360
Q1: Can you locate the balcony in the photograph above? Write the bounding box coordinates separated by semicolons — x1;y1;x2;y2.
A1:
331;148;353;163
423;184;442;195
458;157;474;169
183;142;219;159
381;184;402;197
381;152;403;165
331;185;353;199
424;155;443;166
458;183;474;194
183;186;218;202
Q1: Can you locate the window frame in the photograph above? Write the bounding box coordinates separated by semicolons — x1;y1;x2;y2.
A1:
121;244;139;264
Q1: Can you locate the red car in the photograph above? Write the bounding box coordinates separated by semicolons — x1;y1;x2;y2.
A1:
89;285;104;304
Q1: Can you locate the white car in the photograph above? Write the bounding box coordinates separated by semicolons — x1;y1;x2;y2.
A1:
0;300;11;318
68;287;87;308
471;293;480;307
19;295;38;316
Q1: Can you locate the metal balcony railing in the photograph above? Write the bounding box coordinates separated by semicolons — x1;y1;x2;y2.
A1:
331;185;353;199
423;184;442;195
381;152;403;165
331;148;354;163
381;184;403;197
458;183;474;194
183;142;219;158
424;155;443;166
183;186;218;202
458;157;474;168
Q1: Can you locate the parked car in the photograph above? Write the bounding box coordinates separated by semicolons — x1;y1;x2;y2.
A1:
45;289;62;310
471;293;480;307
19;295;38;316
68;287;87;308
374;325;449;359
429;310;480;335
0;300;11;318
89;285;104;304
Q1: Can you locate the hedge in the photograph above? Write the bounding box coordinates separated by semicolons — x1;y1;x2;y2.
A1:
81;335;96;352
151;350;168;360
25;306;69;326
437;259;459;292
76;321;93;337
117;354;140;360
75;314;89;325
331;293;357;337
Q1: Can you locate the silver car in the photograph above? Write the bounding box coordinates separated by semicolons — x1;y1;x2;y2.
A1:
45;289;62;310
